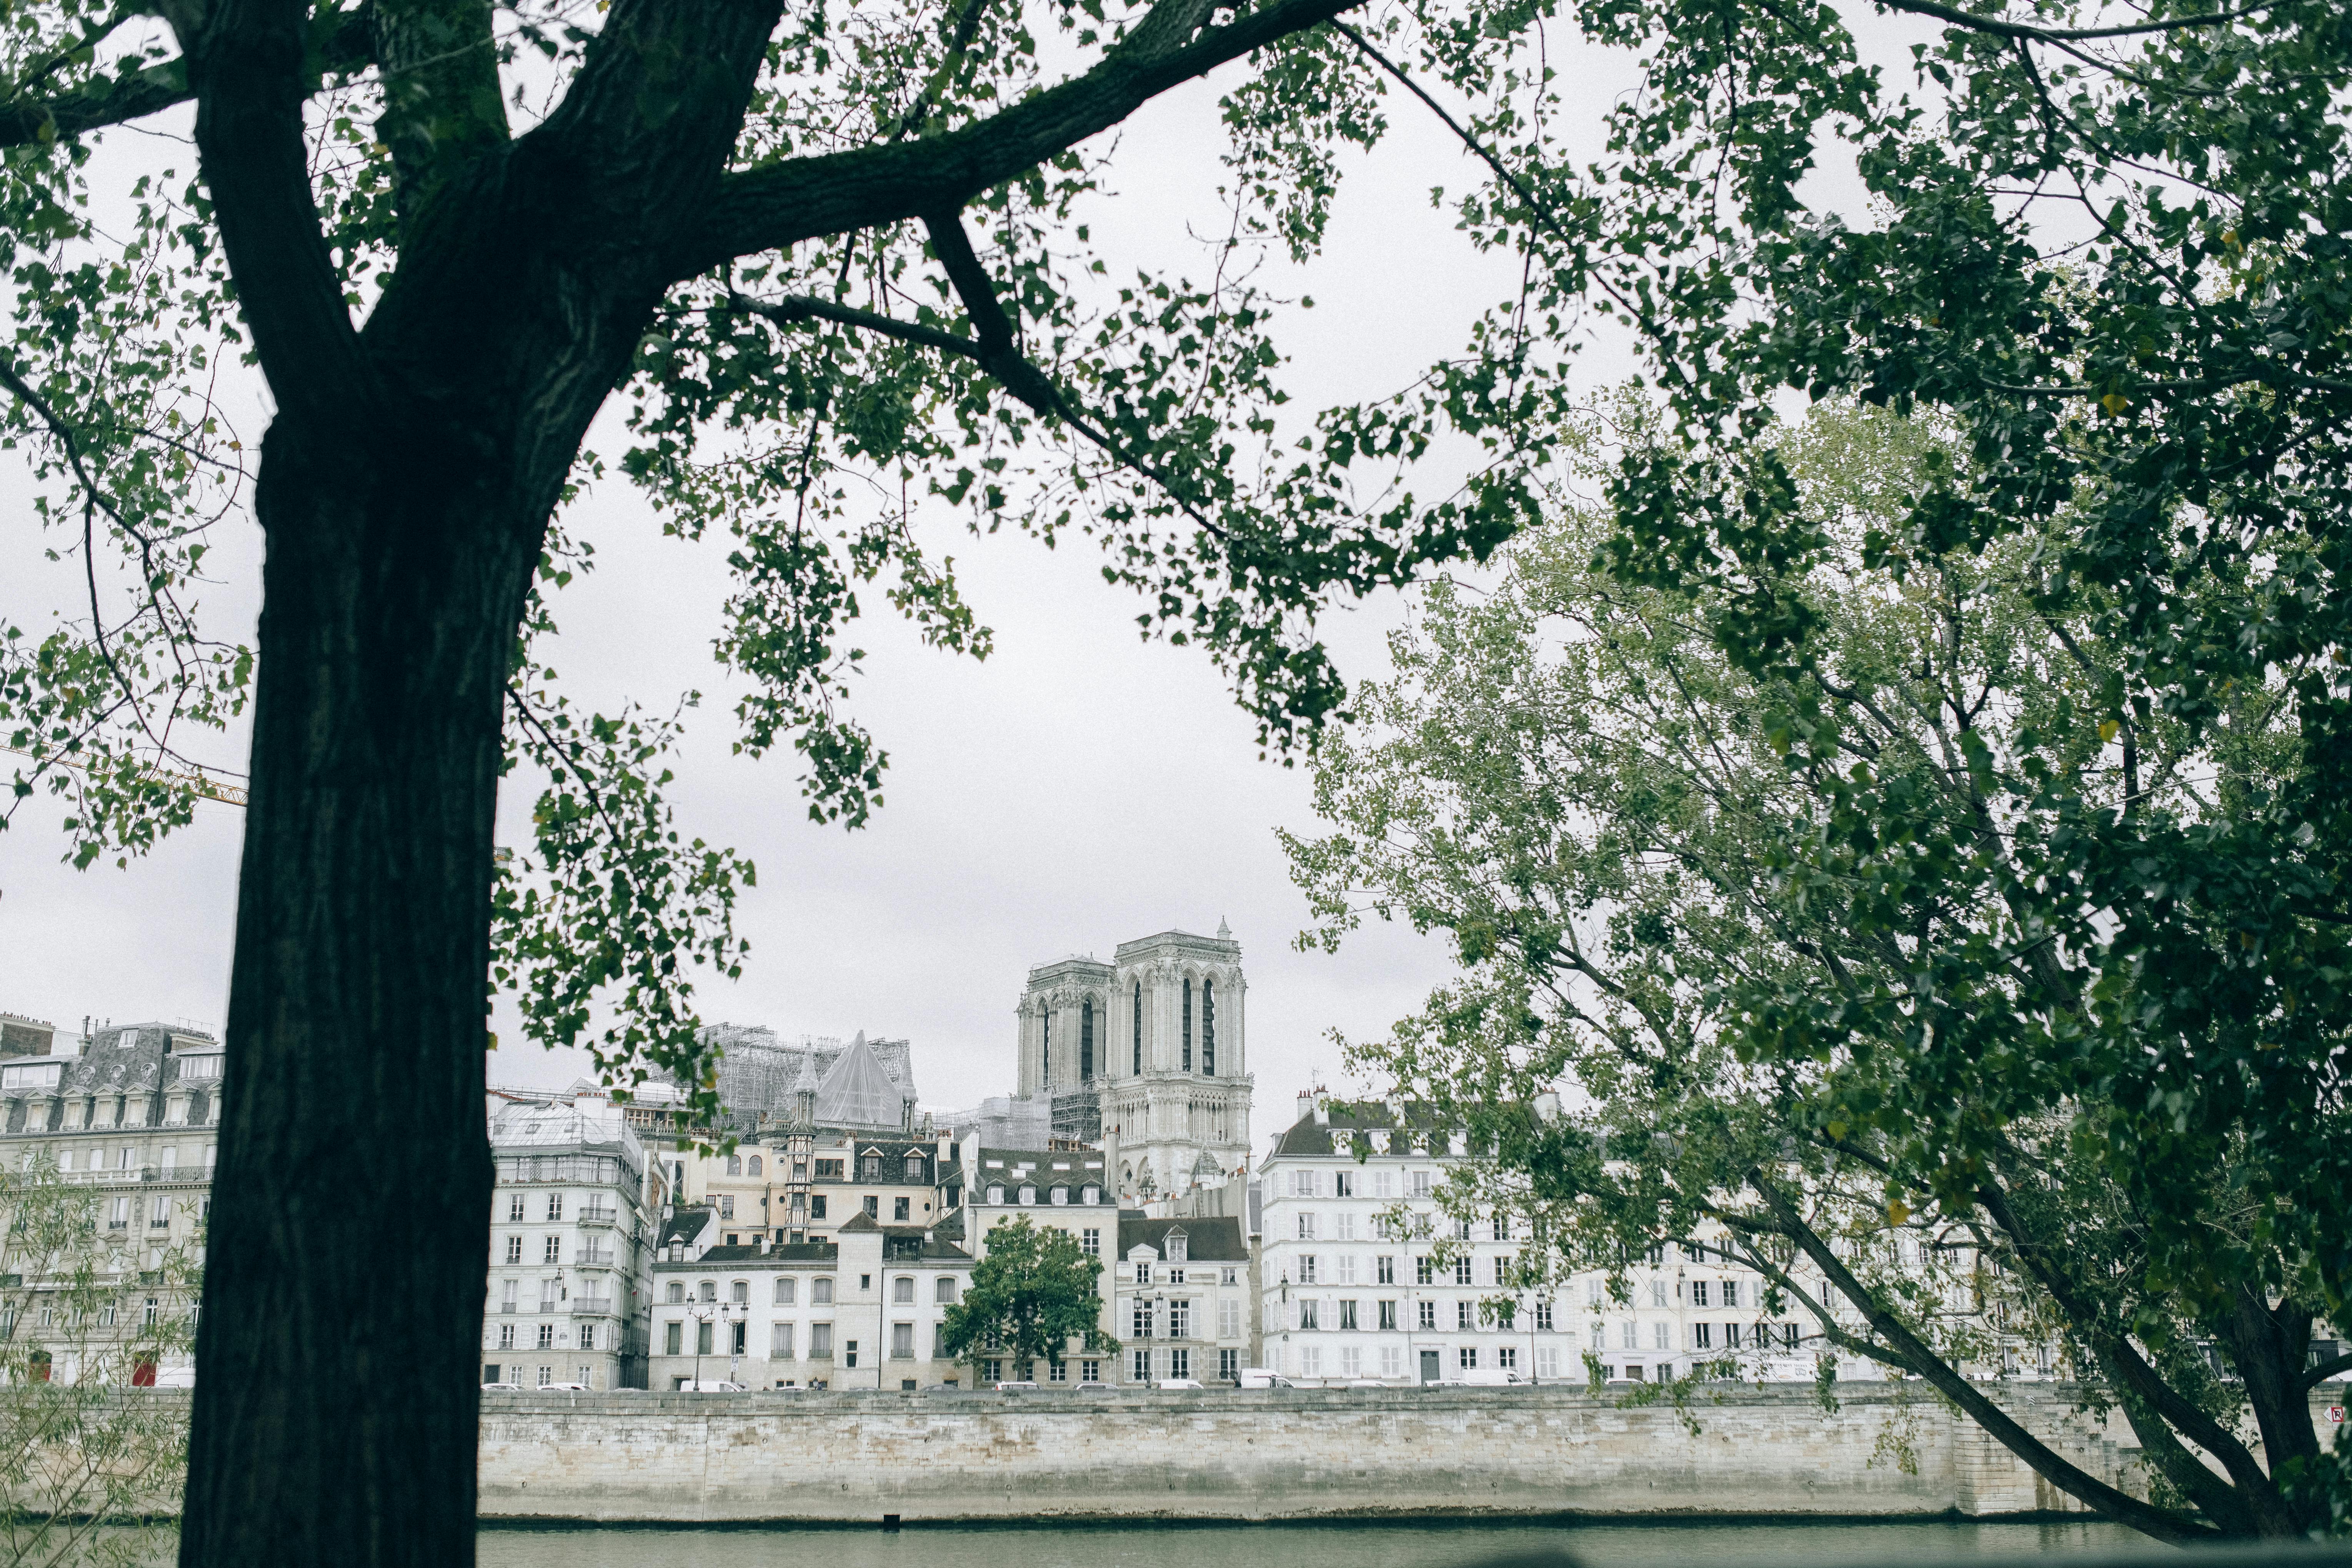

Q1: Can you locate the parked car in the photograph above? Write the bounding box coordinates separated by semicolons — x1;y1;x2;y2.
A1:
1073;1381;1113;1391
480;1381;523;1392
993;1380;1039;1391
1156;1378;1206;1391
675;1379;746;1392
541;1381;592;1392
1236;1369;1293;1389
150;1366;196;1390
1345;1378;1386;1388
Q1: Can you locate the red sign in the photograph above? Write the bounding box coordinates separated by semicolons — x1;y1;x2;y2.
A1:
2329;1406;2345;1425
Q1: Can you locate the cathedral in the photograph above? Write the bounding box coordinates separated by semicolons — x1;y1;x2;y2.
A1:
1012;923;1253;1205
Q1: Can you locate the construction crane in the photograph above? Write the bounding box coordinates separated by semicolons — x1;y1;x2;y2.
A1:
2;742;249;807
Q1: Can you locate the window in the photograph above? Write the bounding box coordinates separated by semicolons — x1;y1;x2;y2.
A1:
1048;1357;1068;1382
1459;1346;1478;1371
1652;1321;1671;1350
546;1194;563;1221
1415;1257;1434;1286
1410;1170;1432;1198
749;1155;763;1176
987;1185;1005;1204
1378;1300;1398;1331
508;1194;525;1221
1181;978;1193;1071
730;1279;749;1305
1692;1323;1714;1350
1587;1277;1604;1307
775;1278;796;1306
1621;1321;1637;1350
1219;1299;1241;1338
1298;1300;1320;1331
1201;978;1215;1075
1454;1257;1472;1286
1299;1346;1320;1377
726;1155;742;1176
1374;1170;1395;1199
1492;1215;1509;1242
720;1196;735;1220
1297;1213;1317;1241
1018;1185;1036;1205
539;1324;557;1350
1133;1301;1154;1338
1298;1255;1317;1285
1169;1300;1191;1338
1219;1349;1239;1382
1169;1348;1191;1379
1381;1345;1402;1378
1536;1347;1561;1379
863;1195;880;1218
500;1324;516;1350
1692;1280;1711;1308
810;1196;828;1219
1339;1300;1359;1331
1336;1211;1358;1242
1081;1228;1101;1256
1649;1278;1667;1307
1725;1323;1744;1349
1333;1170;1353;1199
1418;1301;1437;1331
109;1196;129;1228
892;1323;915;1359
581;1326;596;1351
1131;1350;1151;1383
815;1159;845;1179
1336;1253;1357;1286
813;1278;834;1305
1339;1346;1361;1377
697;1321;715;1356
1456;1301;1473;1331
1722;1281;1739;1310
1136;1262;1152;1286
543;1236;561;1265
1167;1231;1188;1263
936;1276;958;1304
537;1366;554;1387
811;1324;834;1357
505;1236;523;1264
894;1276;915;1303
1456;1218;1475;1241
894;1196;911;1222
1221;1267;1238;1285
1133;983;1143;1075
1080;998;1094;1081
1498;1346;1518;1371
1536;1300;1555;1331
1376;1255;1395;1285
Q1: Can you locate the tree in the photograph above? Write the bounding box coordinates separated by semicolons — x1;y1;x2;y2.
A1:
939;1216;1116;1379
0;1154;200;1568
1288;397;2350;1541
1;0;2347;1559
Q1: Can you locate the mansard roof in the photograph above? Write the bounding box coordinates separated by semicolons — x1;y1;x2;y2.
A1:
1;1021;222;1133
1117;1215;1246;1263
815;1037;909;1130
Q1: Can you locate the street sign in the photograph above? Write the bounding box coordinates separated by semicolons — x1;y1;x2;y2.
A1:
2328;1405;2345;1425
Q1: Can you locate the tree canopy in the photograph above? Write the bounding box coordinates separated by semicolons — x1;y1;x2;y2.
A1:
1289;398;2352;1540
940;1215;1119;1376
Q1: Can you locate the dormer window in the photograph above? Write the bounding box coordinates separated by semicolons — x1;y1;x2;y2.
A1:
1136;1262;1153;1286
1018;1185;1037;1205
1166;1231;1188;1263
1082;1186;1101;1205
904;1154;924;1182
988;1185;1005;1204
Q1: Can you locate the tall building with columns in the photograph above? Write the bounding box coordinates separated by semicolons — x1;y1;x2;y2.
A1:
1012;923;1253;1205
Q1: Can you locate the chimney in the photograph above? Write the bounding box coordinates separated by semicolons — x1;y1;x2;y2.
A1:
1313;1092;1329;1127
759;1233;772;1255
1296;1090;1316;1125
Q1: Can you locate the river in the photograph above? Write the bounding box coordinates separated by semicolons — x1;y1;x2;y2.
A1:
477;1519;2140;1568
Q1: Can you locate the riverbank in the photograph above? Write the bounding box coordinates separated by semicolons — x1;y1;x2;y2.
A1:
476;1383;2147;1525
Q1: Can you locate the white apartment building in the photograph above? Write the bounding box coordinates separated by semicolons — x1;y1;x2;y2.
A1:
482;1095;654;1390
958;1142;1120;1381
1112;1216;1251;1385
1259;1093;1819;1385
647;1208;974;1389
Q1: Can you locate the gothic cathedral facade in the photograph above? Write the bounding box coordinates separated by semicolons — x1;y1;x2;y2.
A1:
1013;923;1253;1205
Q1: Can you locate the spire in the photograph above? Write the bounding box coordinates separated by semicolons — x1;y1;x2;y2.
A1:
1216;915;1231;940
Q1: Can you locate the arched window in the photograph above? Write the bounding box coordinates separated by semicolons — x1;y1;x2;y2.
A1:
1182;979;1193;1071
748;1155;763;1176
726;1154;742;1176
1041;1005;1052;1085
1081;999;1095;1081
1203;980;1216;1076
1132;983;1143;1074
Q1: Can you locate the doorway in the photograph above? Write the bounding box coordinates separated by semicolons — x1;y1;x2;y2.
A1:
1419;1350;1440;1384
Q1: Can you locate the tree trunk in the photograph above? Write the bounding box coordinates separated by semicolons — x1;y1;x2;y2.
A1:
179;404;546;1567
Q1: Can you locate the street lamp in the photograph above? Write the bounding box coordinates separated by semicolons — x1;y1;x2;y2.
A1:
687;1300;748;1389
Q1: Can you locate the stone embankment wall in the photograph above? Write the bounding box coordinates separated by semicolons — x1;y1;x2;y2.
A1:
476;1383;2157;1525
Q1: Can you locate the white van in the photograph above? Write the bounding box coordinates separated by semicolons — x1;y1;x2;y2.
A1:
1454;1368;1530;1388
1236;1368;1293;1389
674;1379;746;1392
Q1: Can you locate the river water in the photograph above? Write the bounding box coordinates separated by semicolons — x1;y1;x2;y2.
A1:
477;1519;2139;1568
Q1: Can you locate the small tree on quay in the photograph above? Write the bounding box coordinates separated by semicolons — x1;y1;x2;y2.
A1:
940;1216;1117;1382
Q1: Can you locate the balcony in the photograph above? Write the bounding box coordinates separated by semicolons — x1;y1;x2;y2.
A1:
576;1209;617;1229
570;1300;615;1318
499;1303;518;1313
576;1250;616;1269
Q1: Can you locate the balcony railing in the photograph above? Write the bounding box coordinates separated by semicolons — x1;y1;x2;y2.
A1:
570;1300;615;1318
499;1302;518;1313
576;1210;617;1228
576;1250;616;1268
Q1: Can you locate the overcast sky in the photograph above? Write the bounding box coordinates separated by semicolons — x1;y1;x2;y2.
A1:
0;7;1934;1165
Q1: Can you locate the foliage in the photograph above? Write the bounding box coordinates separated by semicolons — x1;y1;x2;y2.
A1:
939;1216;1118;1377
0;1154;199;1567
1289;397;2350;1540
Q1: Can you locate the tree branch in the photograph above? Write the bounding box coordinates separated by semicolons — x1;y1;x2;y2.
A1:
1879;0;2277;43
688;0;1367;271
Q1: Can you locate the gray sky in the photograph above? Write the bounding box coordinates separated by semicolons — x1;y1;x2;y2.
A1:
0;8;1933;1162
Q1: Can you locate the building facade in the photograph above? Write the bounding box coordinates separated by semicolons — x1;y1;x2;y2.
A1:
959;1141;1120;1382
662;1128;964;1248
0;1015;221;1384
1111;1216;1251;1385
648;1209;973;1389
1009;925;1253;1206
481;1095;654;1390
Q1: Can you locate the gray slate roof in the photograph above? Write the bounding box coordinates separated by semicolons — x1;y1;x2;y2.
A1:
1118;1215;1246;1264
